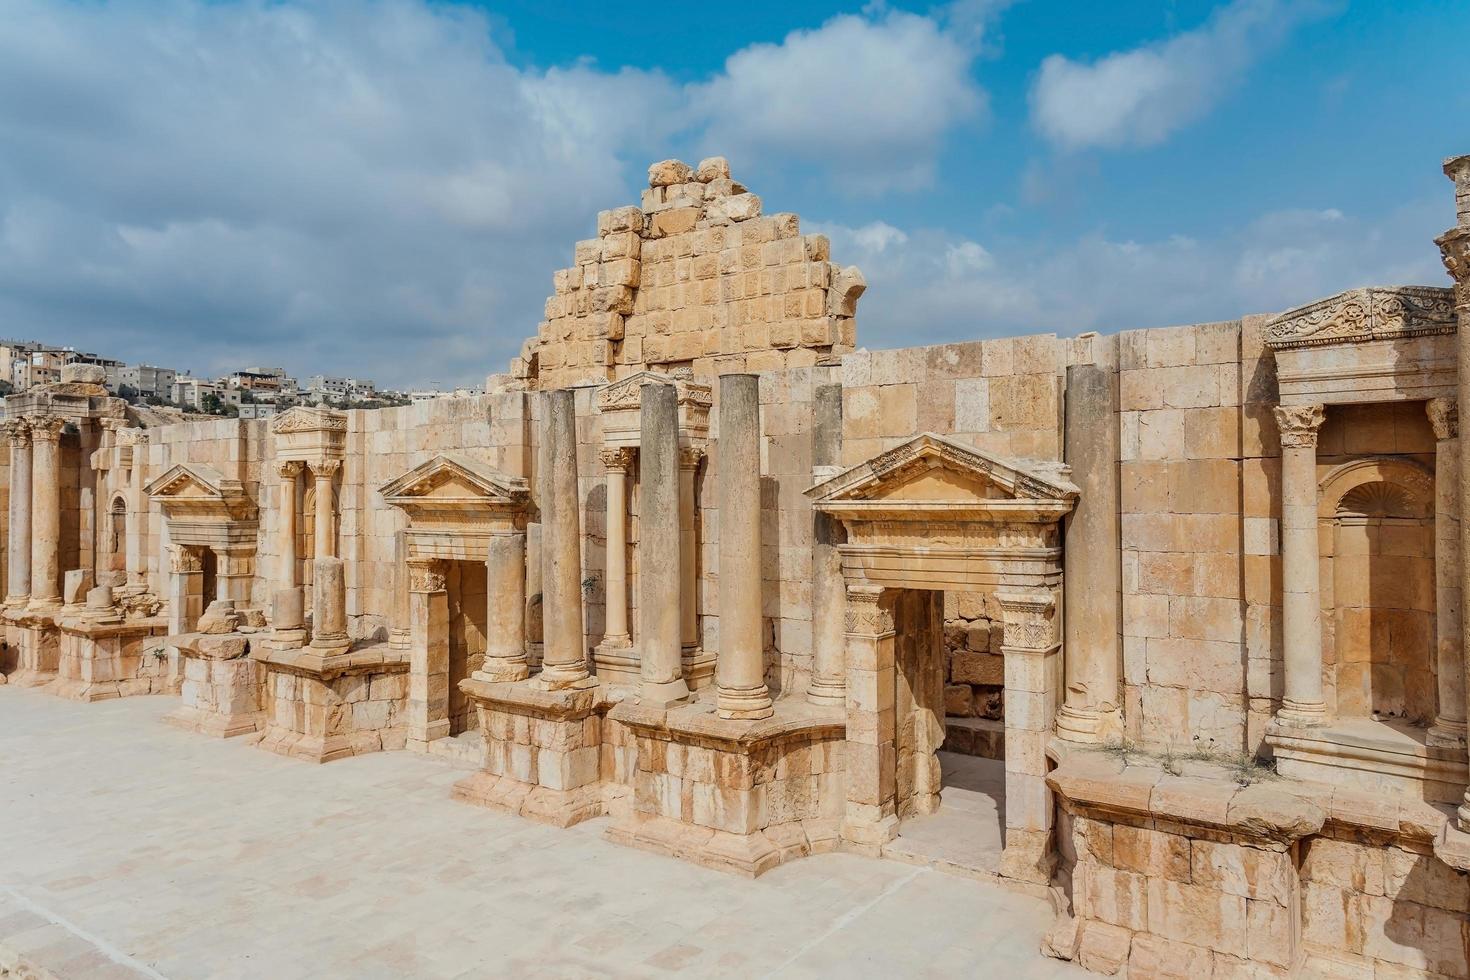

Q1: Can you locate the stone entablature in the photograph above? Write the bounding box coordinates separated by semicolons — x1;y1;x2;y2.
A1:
596;370;711;449
379;454;529;561
1266;285;1458;405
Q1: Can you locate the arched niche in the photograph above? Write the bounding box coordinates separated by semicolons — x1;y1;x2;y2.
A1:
1317;457;1435;725
107;493;128;572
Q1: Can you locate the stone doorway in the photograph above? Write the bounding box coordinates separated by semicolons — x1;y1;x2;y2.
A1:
444;560;488;737
885;586;1008;874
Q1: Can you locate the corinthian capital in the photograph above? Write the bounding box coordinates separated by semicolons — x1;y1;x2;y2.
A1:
1427;397;1459;442
277;459;306;480
26;415;65;443
2;419;30;447
308;459;342;480
677;445;705;471
1273;404;1326;450
600;447;634;472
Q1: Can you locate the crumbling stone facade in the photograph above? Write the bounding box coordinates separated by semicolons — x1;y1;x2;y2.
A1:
5;155;1470;977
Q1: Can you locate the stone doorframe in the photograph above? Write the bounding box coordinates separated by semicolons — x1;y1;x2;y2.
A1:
145;463;259;613
807;433;1078;885
379;454;531;751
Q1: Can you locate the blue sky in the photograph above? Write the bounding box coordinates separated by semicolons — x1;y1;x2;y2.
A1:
0;0;1466;387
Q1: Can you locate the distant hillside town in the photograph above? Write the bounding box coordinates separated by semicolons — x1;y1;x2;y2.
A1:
0;339;482;418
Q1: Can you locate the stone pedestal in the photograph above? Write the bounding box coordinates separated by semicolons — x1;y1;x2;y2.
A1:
4;608;60;687
251;642;410;763
52;612;169;702
605;699;845;877
406;557;450;751
163;632;264;738
453;679;607;827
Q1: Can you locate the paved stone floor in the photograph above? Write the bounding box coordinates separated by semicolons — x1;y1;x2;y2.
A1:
887;752;1005;874
0;687;1085;979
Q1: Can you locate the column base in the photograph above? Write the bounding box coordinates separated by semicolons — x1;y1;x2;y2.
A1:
1055;703;1120;744
717;684;774;720
682;647;716;690
534;666;596;692
6;669;56;688
1428;717;1469;748
471;660;530;684
1273;699;1328;728
805;677;845;708
639;676;692;707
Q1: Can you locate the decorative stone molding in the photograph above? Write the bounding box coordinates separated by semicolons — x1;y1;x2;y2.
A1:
844;584;893;636
271;406;348;433
407;557;446;594
599;447;634;472
26;415;65;443
996;591;1058;652
596;370;712;449
380;454;531;563
1427;397;1459;441
1273;404;1326;449
168;545;203;575
1263;286;1456;350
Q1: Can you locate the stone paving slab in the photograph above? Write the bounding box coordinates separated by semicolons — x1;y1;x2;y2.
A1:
0;688;1084;978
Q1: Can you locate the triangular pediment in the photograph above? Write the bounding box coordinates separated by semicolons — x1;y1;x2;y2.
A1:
145;463;230;500
379;454;529;506
806;433;1078;508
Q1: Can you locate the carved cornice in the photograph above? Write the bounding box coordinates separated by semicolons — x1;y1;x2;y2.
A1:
996;591;1058;652
26;415;65;443
1427;397;1459;442
600;447;634;472
596;371;713;412
1273;404;1326;449
1264;286;1456;350
308;459;342;480
844;584;893;636
271;406;347;433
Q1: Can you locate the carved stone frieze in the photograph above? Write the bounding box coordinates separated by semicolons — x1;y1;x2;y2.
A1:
1263;286;1456;350
1273;404;1326;449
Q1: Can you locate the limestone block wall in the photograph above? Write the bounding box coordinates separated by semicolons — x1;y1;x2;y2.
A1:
942;591;1004;720
1118;320;1250;753
516;158;861;391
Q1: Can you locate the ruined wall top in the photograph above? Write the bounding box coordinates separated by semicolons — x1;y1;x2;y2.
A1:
510;157;866;390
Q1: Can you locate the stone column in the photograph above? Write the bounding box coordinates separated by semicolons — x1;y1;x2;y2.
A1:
840;583;898;853
1273;403;1328;727
309;459;340;560
28;415;65;608
406;556;449;747
538;389;592;690
277;461;302;588
167;545;205;636
525;521;543;664
716;374;773;720
476;530;529;682
678;445;703;657
808;382;847;707
388;529;411;652
1436;153;1470;829
309;555;350;654
1429;398;1466;746
997;589;1063;885
5;420;32;606
639;382;690;705
600;448;632;648
1058;364;1122;743
124;431;149;594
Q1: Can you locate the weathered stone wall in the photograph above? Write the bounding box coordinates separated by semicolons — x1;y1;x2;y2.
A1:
514;158;862;391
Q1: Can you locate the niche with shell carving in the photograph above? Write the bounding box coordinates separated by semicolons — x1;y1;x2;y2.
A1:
1318;458;1435;725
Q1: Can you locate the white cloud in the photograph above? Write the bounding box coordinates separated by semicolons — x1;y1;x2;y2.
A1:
1030;0;1334;151
0;0;1001;385
693;6;989;194
816;196;1446;348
